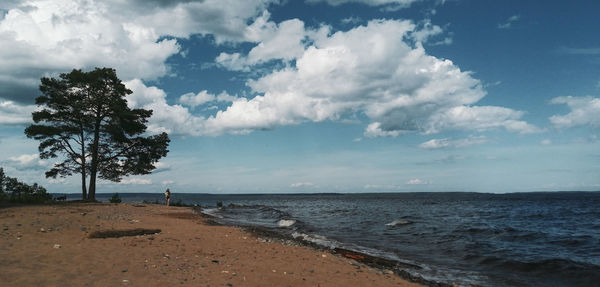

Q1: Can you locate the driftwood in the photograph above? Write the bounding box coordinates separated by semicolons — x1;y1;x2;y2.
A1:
87;228;161;238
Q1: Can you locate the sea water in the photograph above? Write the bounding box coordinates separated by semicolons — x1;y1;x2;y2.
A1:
92;192;600;286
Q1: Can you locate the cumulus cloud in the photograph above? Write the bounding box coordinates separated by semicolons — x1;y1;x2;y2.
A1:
419;135;488;149
124;79;206;136
212;19;539;137
549;96;600;128
216;12;318;71
0;0;278;104
0;0;183;103
6;153;47;170
179;91;235;109
71;18;537;139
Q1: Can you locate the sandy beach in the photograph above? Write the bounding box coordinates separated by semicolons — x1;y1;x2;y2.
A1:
0;203;424;286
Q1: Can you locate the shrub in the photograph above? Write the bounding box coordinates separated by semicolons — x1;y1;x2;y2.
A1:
109;193;122;203
0;167;52;204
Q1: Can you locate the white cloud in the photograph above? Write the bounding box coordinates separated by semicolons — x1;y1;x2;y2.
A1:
215;19;538;137
419;135;488;149
426;106;541;134
178;91;235;109
406;178;428;185
540;139;552;145
7;153;47;170
364;122;404;138
498;15;520;29
152;162;171;173
410;19;444;43
124;79;207;136
119;178;152;185
0;0;277;104
290;182;315;188
116;19;539;138
306;0;419;8
550;96;600;128
0;100;36;124
216;13;315;71
341;16;362;25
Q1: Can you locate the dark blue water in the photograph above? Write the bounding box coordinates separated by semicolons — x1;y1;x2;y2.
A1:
87;192;600;286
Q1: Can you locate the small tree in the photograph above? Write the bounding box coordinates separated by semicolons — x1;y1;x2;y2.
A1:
25;68;170;201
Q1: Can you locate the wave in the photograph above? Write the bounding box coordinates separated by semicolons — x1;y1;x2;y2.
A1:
386;219;412;226
291;232;339;249
278;219;296;227
200;208;223;218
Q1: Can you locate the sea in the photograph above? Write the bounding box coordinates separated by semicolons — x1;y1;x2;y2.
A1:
84;191;599;286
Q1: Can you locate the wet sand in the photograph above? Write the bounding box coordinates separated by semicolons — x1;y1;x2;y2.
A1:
0;203;424;286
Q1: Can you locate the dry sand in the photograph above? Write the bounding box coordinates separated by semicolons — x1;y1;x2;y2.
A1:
0;203;424;286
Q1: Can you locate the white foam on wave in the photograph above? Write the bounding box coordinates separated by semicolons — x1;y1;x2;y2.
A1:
201;208;224;219
385;219;412;226
277;219;296;227
292;232;338;249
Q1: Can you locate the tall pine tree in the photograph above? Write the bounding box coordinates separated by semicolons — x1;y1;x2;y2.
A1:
25;68;170;200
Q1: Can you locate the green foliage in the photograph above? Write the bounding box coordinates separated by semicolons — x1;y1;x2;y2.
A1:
0;167;52;204
109;193;122;203
24;68;170;200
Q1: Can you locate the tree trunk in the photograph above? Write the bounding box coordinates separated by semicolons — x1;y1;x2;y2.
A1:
81;170;87;200
80;126;87;200
87;120;101;201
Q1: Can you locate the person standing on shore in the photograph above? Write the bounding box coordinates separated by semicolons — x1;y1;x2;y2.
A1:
164;188;171;206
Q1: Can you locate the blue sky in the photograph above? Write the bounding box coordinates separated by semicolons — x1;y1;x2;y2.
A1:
0;0;598;193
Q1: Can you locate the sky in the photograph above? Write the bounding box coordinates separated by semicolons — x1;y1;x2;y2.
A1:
0;0;599;194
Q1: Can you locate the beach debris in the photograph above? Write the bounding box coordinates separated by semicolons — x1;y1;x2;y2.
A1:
163;254;170;259
40;228;46;232
211;260;219;264
53;244;61;249
344;254;365;260
122;279;130;283
321;254;327;258
87;228;161;238
122;269;128;273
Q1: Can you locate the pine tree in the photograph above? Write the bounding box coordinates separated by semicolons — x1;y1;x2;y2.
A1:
25;68;170;200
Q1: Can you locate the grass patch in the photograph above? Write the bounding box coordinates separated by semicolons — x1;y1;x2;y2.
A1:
88;228;161;238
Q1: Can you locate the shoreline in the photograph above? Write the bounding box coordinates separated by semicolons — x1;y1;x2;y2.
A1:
195;208;449;287
1;203;426;286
